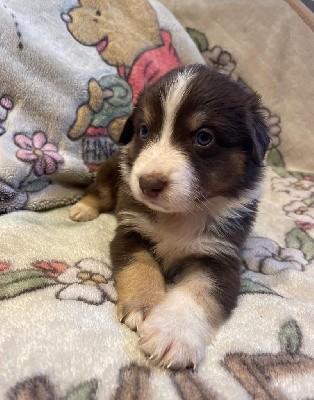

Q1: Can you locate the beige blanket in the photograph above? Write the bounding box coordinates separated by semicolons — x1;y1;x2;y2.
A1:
0;0;314;399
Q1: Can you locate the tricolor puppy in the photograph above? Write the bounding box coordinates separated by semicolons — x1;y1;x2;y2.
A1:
70;64;270;369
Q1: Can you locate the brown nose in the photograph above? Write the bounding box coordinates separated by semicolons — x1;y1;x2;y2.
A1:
139;175;167;198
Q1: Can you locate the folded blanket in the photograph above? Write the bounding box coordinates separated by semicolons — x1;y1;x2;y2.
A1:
1;0;314;399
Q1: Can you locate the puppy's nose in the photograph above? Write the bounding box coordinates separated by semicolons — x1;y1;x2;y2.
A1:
139;175;167;198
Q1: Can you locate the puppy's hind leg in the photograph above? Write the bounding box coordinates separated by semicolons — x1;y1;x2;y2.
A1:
70;152;119;222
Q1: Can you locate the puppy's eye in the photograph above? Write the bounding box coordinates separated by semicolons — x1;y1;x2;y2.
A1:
95;10;101;16
140;124;149;139
195;129;214;146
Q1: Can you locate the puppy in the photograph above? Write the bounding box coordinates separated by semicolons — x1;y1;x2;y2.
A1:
70;64;270;370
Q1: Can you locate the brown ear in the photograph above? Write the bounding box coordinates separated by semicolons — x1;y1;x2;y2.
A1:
248;100;271;166
118;115;134;145
250;115;270;166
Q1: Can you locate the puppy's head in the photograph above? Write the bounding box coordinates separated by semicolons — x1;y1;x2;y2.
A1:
119;64;270;213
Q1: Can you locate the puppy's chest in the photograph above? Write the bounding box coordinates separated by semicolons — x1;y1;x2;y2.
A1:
152;216;204;265
121;211;221;270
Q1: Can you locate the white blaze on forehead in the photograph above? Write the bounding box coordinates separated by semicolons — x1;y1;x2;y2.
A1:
129;69;197;212
160;69;196;144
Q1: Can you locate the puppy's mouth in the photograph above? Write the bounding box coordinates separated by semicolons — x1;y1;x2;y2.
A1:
96;36;108;53
133;186;194;214
135;191;173;213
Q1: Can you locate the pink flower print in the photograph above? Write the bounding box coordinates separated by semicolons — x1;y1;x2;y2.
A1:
33;261;69;278
0;262;10;272
284;200;314;225
295;221;314;231
303;175;314;182
271;177;314;199
0;95;13;123
14;131;64;176
56;258;117;305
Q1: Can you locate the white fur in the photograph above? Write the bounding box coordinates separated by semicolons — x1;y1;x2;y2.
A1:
129;70;197;213
117;184;261;270
129;146;195;213
69;202;99;222
139;289;211;369
118;210;236;270
161;69;196;144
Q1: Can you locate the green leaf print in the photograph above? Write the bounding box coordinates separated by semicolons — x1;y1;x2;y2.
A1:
186;27;208;52
279;319;302;354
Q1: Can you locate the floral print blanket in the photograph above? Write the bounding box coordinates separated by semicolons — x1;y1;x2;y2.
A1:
1;0;314;399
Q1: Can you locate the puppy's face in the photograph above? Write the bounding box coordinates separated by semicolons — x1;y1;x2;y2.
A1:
120;65;270;213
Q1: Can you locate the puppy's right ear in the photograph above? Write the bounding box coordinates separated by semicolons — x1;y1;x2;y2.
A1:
118;115;134;145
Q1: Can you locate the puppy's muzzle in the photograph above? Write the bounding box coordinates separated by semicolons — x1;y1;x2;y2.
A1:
139;175;167;198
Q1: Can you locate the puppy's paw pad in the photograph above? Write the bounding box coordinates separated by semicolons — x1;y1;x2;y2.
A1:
69;202;99;222
138;291;209;369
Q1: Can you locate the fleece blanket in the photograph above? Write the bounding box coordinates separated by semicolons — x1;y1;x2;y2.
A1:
0;0;314;399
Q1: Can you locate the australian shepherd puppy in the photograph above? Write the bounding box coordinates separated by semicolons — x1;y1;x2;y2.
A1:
70;64;270;370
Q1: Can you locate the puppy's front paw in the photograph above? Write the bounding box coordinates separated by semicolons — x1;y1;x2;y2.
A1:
118;291;165;331
118;301;149;331
69;201;99;222
138;290;210;370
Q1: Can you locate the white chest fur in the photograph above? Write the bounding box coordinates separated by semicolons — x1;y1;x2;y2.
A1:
118;207;236;271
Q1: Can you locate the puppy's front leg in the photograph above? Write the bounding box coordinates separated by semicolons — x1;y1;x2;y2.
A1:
111;230;166;331
139;256;240;369
70;152;119;222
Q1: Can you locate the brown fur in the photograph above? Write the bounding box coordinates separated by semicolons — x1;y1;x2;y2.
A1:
70;64;270;369
85;152;120;212
115;251;166;325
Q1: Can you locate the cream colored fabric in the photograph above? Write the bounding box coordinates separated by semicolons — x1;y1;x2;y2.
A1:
163;0;314;173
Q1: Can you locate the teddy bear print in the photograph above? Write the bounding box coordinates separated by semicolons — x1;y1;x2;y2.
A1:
62;0;162;68
67;75;133;142
62;0;181;148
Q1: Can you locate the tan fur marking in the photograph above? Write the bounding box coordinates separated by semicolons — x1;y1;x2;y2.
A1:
83;193;107;211
210;150;247;196
115;251;166;328
187;111;207;132
142;104;154;127
69;194;102;222
82;189;114;213
97;186;116;211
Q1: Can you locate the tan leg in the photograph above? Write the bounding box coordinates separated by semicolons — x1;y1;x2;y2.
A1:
69;153;120;222
69;193;108;222
115;251;166;331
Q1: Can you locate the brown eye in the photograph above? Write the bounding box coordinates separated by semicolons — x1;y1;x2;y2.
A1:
95;10;101;16
195;129;214;146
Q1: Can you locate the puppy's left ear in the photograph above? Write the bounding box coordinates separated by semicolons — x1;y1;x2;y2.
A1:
248;104;271;167
118;115;134;145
